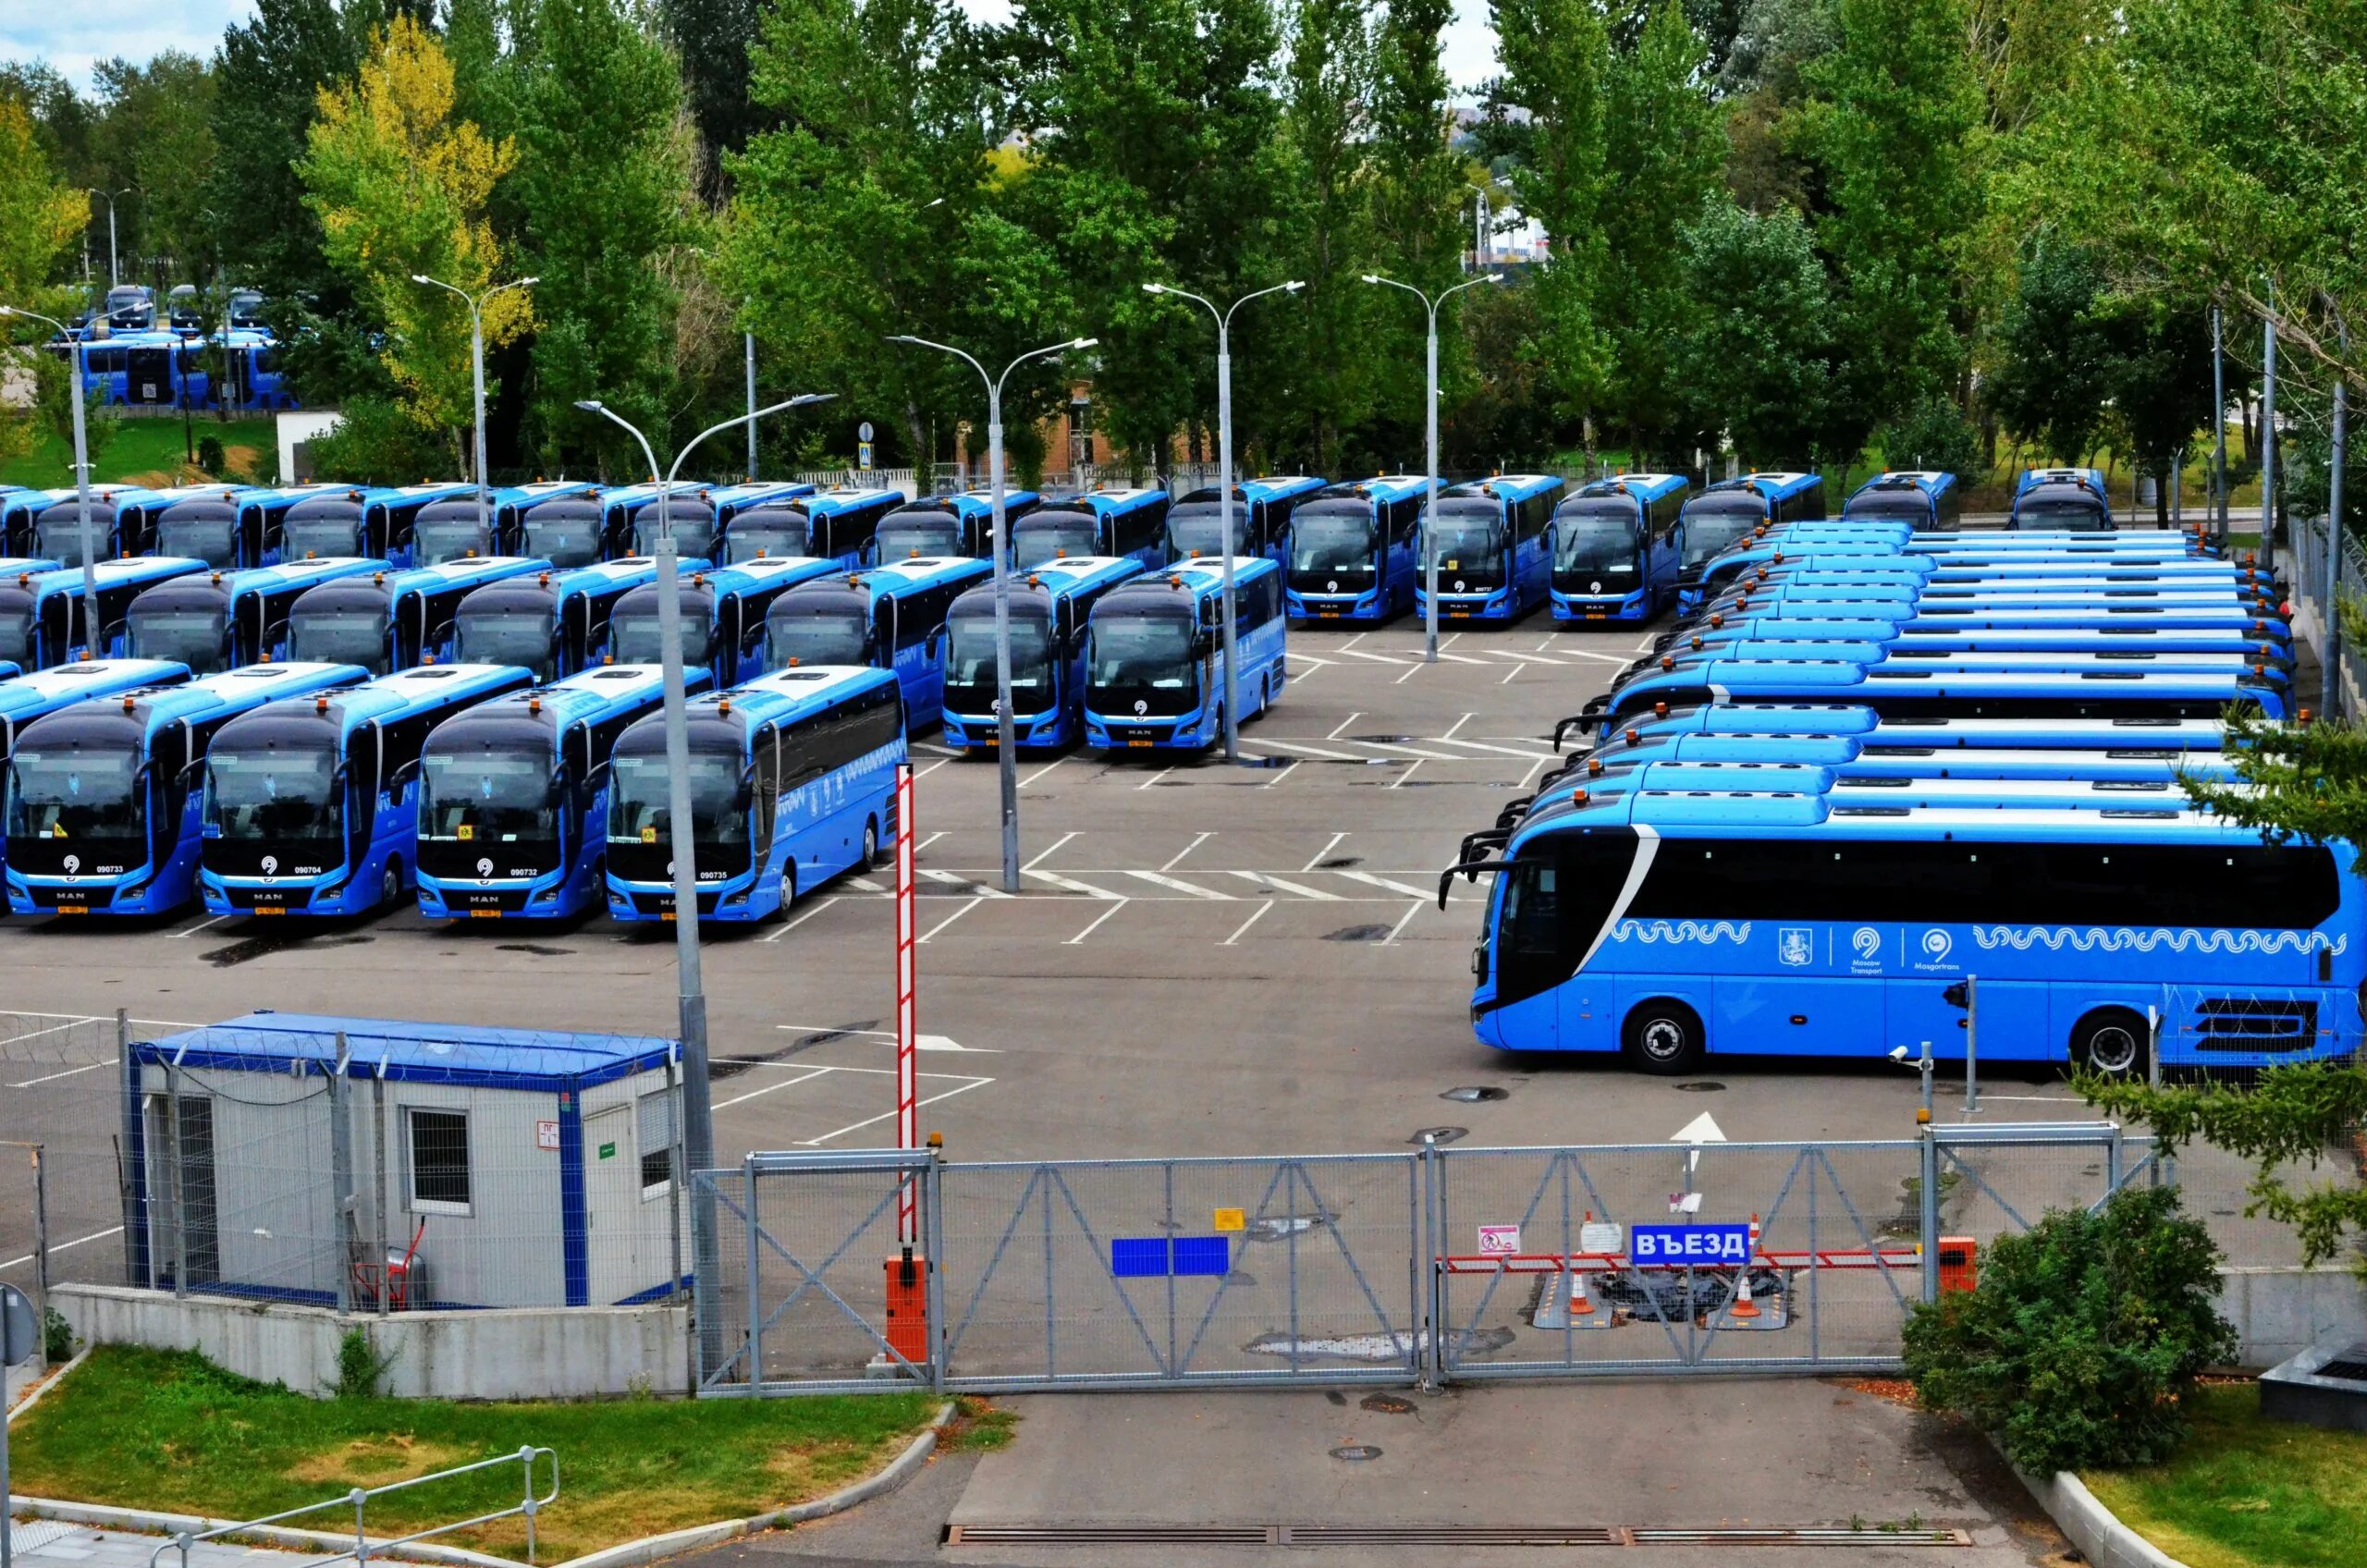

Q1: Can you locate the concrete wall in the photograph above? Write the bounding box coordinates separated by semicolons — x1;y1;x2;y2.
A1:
54;1283;692;1400
2219;1267;2367;1369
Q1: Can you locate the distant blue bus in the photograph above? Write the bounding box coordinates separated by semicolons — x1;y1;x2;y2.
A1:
1569;702;2234;758
762;556;990;729
1763;525;2198;558
2013;468;2113;531
119;485;255;560
126;557;388;674
592;483;702;561
1539;761;2231;817
717;486;902;570
1284;475;1431;621
1587;656;2291;729
870;490;1041;564
607;557;845;688
411;482;601;567
1694;582;2285;627
1669;600;2290;650
236;485;358;569
1674;472;1828;613
450;557;705;685
940;555;1145;752
200;663;535;917
0;658;194;884
1084;556;1286;751
6;484;163;566
273;486;389;566
1450;789;2361;1075
1662;616;2289;667
0;557;209;669
1637;640;2278;688
1550;473;1690;623
1168;476;1325;566
623;481;818;563
287;557;552;676
514;490;611;569
7;663;365;917
605;665;905;924
1012;488;1174;573
1842;471;1962;526
414;664;692;922
1417;474;1564;623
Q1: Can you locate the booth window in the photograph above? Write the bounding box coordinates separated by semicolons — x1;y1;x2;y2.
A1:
638;1091;674;1197
408;1109;472;1213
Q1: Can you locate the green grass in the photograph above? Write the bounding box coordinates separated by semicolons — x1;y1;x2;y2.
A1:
2082;1383;2367;1568
0;417;276;490
6;1346;941;1562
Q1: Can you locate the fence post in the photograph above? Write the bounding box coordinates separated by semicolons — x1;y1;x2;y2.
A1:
1918;1125;1940;1305
519;1446;538;1565
372;1065;390;1318
743;1154;762;1394
666;1047;685;1306
329;1035;353;1314
1963;975;1979;1117
117;1009;141;1289
924;1142;947;1393
350;1487;368;1568
1420;1134;1445;1391
166;1050;187;1300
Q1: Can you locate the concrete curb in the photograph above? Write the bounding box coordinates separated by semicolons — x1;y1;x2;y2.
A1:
5;1346;90;1422
548;1401;959;1568
2009;1458;2193;1568
9;1498;526;1568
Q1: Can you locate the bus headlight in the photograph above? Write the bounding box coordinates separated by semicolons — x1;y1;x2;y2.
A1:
532;885;558;903
721;890;747;909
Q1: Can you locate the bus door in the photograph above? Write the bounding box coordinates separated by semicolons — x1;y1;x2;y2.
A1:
1385;497;1417;610
127;344;175;406
717;592;766;687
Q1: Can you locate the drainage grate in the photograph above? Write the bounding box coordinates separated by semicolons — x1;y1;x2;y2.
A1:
945;1523;1970;1548
1632;1528;1972;1547
947;1525;1273;1545
1285;1526;1626;1546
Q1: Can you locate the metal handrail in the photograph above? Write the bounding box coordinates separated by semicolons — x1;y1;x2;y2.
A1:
147;1446;558;1568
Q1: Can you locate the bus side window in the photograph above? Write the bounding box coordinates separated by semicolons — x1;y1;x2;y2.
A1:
750;725;779;850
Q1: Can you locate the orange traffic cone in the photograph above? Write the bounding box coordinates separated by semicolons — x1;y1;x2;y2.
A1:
1729;1269;1761;1320
1569;1268;1595;1318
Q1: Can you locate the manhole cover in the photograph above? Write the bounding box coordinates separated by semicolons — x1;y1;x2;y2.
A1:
1410;1126;1468;1145
1359;1392;1417;1415
1352;734;1417;743
1674;1081;1727;1093
1441;1085;1509;1103
1325;925;1392;942
1318;855;1362;868
1330;1444;1384;1462
1233;755;1294;769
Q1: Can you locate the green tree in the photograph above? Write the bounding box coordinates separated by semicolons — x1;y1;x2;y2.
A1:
656;0;774;198
94;54;218;288
1675;198;1835;468
1984;237;2116;464
2100;293;2217;526
1364;0;1468;442
0;98;88;468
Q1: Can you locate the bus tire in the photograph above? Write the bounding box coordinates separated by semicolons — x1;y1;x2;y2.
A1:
379;862;402;913
2070;1008;2150;1077
1623;1000;1706;1075
860;818;880;871
777;865;797;920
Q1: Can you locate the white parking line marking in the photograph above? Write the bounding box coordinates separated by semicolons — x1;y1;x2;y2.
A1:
1121;869;1234;900
849;876;887;892
1024;870;1124;899
1434;737;1556;759
1301;830;1348;873
1261;759;1302;789
1327;710;1364;740
1389;758;1424;789
167;915;229;939
1136;766;1174;790
1023;830;1078;871
1502;665;1521;684
918;831;948;851
1379;900;1424;945
1063;899;1130;945
1340;871;1434;900
1;1225;120;1273
7;1057;117;1088
762;895;844;941
713;1064;837;1109
1440;631;1463;650
1019;756;1067;788
1334;648;1416;665
1534;633;1558;651
921;868;1010;897
914;757;952;779
767;1025;998;1052
1161;830;1214;871
1220;903;1272;946
797;1076;994;1145
914;741;960;756
1224;871;1343;900
918;897;987;941
1339;631;1367;651
1442;712;1474;740
1252;738;1367;761
1352;739;1464;760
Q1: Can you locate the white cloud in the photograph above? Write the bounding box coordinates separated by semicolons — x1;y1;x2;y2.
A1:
955;0;1499;90
1;2;256;88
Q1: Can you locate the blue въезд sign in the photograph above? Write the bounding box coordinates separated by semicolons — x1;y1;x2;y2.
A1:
1627;1222;1753;1266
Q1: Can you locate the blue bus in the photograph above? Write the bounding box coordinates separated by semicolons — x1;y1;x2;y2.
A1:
0;658;194;883
1842;471;1963;526
1012;487;1174;573
1083;556;1286;751
1674;473;1828;613
1533;761;2232;817
1417;474;1564;623
231;485;354;569
449;557;705;685
6;663;365;917
169;326;294;412
1168;476;1324;566
2013;468;2113;531
607;557;845;688
115;485;253;559
1695;582;2286;626
620;481;818;563
1284;475;1431;620
871;490;1041;563
1549;473;1690;624
762;556;990;729
0;557;209;669
6;484;163;566
1448;789;2361;1074
414;665;692;922
410;482;601;567
514;490;612;569
1588;657;2292;728
67;330;182;409
605;665;905;924
940;555;1146;752
287;557;553;676
1663;616;2289;665
718;486;902;570
1633;640;2279;689
126;558;388;674
199;663;535;917
592;483;700;560
273;486;387;565
1568;702;2236;759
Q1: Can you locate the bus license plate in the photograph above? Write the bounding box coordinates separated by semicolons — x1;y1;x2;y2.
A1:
55;904;86;915
660;911;676;922
1585;613;1607;620
471;909;502;918
252;906;284;916
1126;739;1153;748
1318;610;1340;618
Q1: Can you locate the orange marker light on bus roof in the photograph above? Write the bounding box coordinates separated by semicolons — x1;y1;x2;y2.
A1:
1661;655;1674;671
539;572;551;586
1625;727;1639;743
315;695;330;713
1587;757;1603;776
123;695;135;712
718;697;730;716
1689;636;1704;651
528;696;542;715
1653;702;1668;717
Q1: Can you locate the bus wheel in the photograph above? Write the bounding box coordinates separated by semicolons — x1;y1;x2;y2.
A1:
777;865;797;919
860;818;880;871
379;863;402;913
2071;1008;2150;1077
1623;1001;1705;1075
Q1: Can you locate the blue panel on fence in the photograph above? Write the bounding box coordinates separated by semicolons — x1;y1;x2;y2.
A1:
1111;1237;1171;1278
1171;1236;1229;1277
1629;1222;1754;1266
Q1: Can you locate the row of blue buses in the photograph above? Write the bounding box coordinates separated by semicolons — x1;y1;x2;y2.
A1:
1442;498;2351;1078
49;327;296;412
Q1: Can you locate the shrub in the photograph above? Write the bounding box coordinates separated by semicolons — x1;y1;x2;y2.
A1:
332;1327;388;1400
43;1305;72;1363
1902;1184;2235;1473
197;435;226;476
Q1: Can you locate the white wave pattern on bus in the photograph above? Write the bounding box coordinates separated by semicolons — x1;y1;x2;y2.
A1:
1970;926;2344;956
1613;920;1753;946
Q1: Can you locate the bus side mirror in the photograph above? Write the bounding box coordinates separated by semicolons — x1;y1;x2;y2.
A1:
926;626;946;658
1942;983;1968;1011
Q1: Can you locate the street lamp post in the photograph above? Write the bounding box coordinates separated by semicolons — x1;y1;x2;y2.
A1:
1363;271;1502;662
574;390;832;1375
1141;280;1303;761
2;306;100;634
888;334;1097;892
411;274;538;539
87;190;132;291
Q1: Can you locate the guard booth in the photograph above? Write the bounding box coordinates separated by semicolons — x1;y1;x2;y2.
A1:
126;1013;688;1309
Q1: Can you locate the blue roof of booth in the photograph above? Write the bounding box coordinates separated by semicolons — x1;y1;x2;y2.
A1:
134;1012;678;1089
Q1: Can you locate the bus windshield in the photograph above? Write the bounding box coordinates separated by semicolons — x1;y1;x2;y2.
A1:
288;606;389;674
1555;509;1639;575
608;749;747;871
455;606;558;682
160;516;237;567
203;743;342;848
0;604;36;668
725;518;810;565
282;510;365;558
876;519;960;559
767;608;867;668
413;518;493;566
6;740;142;847
633;509;717;560
36;520;104;568
1089;616;1196;714
129;607;229;674
1167;508;1233;557
524;514;602;568
1291;511;1375;574
1016;518;1098;564
1682;504;1764;569
945;613;1052;709
607;608;711;670
2019;499;2109;530
420;741;558;853
1846;495;1931;522
1426;509;1504;578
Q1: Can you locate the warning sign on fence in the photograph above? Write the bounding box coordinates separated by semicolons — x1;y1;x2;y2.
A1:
1477;1224;1522;1256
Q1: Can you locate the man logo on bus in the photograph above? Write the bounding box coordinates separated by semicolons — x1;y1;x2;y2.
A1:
261;855;278;876
1134;699;1147;716
1851;926;1881;960
1922;928;1953;962
1590;581;1602;594
62;854;80;876
476;857;493;879
1327;579;1339;593
1778;927;1812;966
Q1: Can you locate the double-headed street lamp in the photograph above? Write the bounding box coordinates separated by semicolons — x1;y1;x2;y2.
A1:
1;305;100;627
572;390;834;1373
88;189;134;291
887;333;1097;893
411;273;538;536
1141;280;1303;761
1363;271;1502;663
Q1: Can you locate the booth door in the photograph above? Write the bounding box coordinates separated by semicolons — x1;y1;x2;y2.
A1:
582;1102;650;1305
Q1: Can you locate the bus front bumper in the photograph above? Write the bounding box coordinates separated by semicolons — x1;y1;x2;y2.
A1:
606;880;750;923
942;708;1064;749
1085;708;1214;752
1417;586;1510;619
1287;589;1380;620
7;869;183;916
419;872;569;919
202;871;362;916
1552;586;1650;622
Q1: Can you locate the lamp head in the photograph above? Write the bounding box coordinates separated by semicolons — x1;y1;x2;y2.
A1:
1486;272;1504;283
1142;284;1166;295
1887;1045;1910;1063
573;399;605;413
1361;274;1381;285
1284;280;1306;292
518;276;540;288
410;274;432;285
886;334;920;345
1071;337;1098;349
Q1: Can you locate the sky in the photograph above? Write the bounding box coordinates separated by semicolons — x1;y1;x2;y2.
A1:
3;1;1502;92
